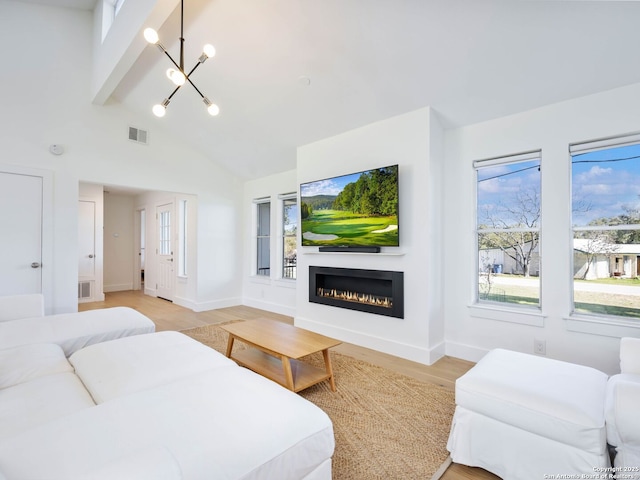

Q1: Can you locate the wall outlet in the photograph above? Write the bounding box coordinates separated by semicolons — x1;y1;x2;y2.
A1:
534;339;546;355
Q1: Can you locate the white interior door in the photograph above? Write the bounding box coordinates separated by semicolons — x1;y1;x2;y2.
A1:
78;200;96;302
156;202;174;301
0;171;43;295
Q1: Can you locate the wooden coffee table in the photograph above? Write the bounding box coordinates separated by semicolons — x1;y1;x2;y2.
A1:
220;319;341;392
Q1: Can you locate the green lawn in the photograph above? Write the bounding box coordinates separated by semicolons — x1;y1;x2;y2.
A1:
480;276;640;318
575;277;640;286
302;210;398;246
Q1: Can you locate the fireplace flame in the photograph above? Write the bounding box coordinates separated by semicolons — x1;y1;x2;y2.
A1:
317;287;393;309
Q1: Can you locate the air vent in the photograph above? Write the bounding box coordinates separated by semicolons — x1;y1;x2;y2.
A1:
128;126;148;145
78;281;92;300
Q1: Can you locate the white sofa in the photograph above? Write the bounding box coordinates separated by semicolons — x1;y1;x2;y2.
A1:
0;294;155;356
0;331;335;479
605;337;640;478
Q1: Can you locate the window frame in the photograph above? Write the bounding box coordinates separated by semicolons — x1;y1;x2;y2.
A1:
280;193;297;280
473;150;543;314
178;199;187;278
254;198;271;277
568;133;640;323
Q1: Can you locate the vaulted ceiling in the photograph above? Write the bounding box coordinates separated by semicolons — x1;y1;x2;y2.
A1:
16;0;640;180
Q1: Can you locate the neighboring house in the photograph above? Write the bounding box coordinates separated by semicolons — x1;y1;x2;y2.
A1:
574;239;640;280
479;244;541;277
481;240;640;280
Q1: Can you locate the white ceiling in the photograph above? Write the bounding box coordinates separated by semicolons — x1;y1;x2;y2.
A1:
18;0;640;180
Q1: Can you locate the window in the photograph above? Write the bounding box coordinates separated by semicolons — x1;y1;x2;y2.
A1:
256;200;270;276
282;195;297;279
101;0;126;41
570;134;640;319
475;151;541;308
114;0;126;15
159;209;171;256
178;200;187;277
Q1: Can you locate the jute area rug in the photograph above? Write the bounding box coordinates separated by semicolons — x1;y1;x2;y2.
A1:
181;323;455;480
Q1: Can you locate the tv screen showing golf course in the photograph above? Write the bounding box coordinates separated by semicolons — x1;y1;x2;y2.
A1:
300;165;399;247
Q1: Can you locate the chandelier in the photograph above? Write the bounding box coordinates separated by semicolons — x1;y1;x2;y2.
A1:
143;0;219;118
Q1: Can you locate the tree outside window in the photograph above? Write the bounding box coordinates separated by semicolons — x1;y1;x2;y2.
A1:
571;138;640;319
475;152;541;308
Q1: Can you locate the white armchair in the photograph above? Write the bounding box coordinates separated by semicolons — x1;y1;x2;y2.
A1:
605;337;640;477
0;294;44;322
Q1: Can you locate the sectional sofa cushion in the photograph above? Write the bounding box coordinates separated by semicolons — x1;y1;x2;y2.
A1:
0;343;72;389
0;307;155;356
0;343;96;441
0;372;95;442
70;331;237;403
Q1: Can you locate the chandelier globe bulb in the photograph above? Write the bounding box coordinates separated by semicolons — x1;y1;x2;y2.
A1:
203;44;216;58
152;104;167;117
203;97;219;116
143;28;159;44
166;68;186;86
207;103;220;116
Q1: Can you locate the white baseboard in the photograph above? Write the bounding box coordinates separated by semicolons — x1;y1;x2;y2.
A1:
242;298;296;318
104;283;133;293
444;341;489;364
295;316;442;366
174;296;242;313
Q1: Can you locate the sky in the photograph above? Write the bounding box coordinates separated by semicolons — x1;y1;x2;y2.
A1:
476;144;640;228
300;172;363;198
571;143;640;226
477;159;541;227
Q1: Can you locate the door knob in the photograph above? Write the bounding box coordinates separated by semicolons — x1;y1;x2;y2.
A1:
88;254;94;258
31;262;41;269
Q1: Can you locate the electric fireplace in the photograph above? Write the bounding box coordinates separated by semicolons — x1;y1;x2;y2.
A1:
309;266;404;318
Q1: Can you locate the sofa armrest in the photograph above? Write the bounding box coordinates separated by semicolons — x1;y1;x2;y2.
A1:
620;337;640;375
610;378;640;447
0;294;44;323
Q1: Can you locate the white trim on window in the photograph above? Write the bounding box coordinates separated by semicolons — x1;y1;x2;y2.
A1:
473;150;541;169
569;131;640;155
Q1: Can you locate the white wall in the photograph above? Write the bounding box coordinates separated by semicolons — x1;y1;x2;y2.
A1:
103;193;135;292
296;107;445;365
242;170;298;317
0;1;243;313
443;82;640;375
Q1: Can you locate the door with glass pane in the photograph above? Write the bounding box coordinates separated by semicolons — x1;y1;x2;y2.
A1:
156;202;174;301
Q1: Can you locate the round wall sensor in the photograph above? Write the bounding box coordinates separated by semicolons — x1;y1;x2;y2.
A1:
49;144;64;155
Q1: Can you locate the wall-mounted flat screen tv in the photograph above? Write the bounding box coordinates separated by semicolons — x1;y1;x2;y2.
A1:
300;164;399;247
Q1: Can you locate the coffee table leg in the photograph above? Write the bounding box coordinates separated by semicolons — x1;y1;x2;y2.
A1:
225;335;235;358
323;349;337;392
281;356;295;391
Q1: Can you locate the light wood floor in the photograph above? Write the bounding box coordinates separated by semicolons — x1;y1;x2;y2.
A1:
79;290;499;480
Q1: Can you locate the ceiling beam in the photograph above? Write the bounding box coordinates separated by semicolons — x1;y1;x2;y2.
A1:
91;0;178;105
